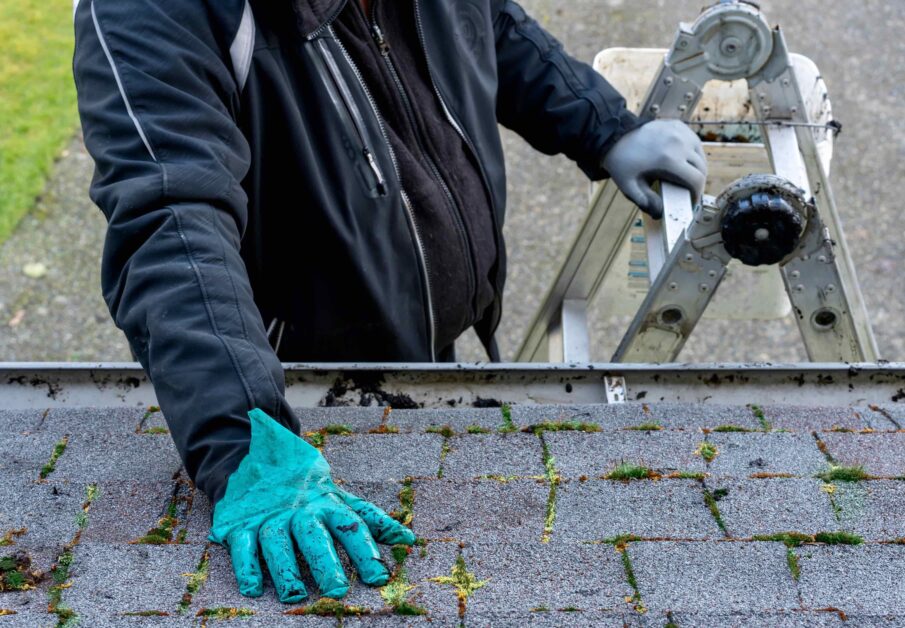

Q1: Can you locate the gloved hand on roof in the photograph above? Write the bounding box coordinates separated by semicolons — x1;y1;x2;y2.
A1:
603;119;708;219
208;409;415;603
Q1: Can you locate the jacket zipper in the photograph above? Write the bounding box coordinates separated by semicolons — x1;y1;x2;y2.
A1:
316;38;387;196
322;25;438;362
412;0;504;336
369;18;478;319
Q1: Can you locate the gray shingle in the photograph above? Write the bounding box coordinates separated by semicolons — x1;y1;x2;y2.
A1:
0;409;44;434
293;407;385;434
818;433;905;477
759;405;888;431
411;480;547;543
387;408;505;434
441;434;544;479
509;404;648;430
546;432;706;479
466;611;635;627
795;545;905;614
555;480;720;540
668;612;844;627
630;541;799;612
0;478;83;567
464;542;632;614
40;407;147;436
80;480;204;545
323;435;444;482
707;433;830;478
713;479;839;537
643;404;764;431
0;431;70;478
52;433;182;483
835;481;905;541
65;543;202;615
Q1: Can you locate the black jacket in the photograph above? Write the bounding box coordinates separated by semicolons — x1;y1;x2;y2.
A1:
74;0;641;503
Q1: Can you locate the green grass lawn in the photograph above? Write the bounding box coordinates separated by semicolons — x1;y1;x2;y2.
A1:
0;0;79;244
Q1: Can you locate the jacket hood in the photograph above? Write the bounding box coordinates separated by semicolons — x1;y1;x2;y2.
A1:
291;0;347;37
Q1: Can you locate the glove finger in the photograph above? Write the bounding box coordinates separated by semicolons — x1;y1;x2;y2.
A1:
259;515;308;604
338;491;416;546
659;161;707;203
323;505;389;586
686;150;708;178
291;512;349;599
619;177;661;219
226;529;264;598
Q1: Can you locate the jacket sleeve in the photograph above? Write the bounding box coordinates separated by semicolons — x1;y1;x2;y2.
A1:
73;0;297;505
491;1;645;180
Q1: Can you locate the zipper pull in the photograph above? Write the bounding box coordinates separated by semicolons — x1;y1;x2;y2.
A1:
363;148;387;196
371;23;391;56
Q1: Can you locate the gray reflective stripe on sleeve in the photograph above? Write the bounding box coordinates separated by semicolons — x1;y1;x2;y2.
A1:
73;0;80;19
230;0;255;92
90;0;158;162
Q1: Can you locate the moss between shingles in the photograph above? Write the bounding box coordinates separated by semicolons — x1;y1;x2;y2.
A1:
195;607;254;620
389;478;414;527
702;488;728;534
499;403;517;433
178;547;211;613
48;484;99;627
0;610;17;617
752;531;864;546
749;404;772;431
131;475;193;545
605;463;657;481
623;423;662;432
818;465;872;482
695;442;718;463
712;425;756;433
426;425;455;437
0;552;41;592
538;434;559;542
0;528;26;547
429;554;488;618
369;424;400;434
285;598;369;618
380;568;427;616
619;548;646;614
523;421;601;436
39;436;69;480
466;425;492;434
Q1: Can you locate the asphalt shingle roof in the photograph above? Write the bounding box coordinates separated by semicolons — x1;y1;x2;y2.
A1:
0;402;903;626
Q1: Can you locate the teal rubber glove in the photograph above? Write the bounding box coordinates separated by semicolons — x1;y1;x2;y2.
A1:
209;409;416;603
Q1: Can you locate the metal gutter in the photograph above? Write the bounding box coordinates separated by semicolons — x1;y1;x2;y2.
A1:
2;362;904;409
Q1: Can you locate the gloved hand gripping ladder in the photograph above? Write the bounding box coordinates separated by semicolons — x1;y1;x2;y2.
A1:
516;0;878;365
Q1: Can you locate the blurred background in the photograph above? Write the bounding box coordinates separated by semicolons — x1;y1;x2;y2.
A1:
1;0;903;363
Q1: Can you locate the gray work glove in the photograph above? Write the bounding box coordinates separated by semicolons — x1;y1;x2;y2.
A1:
603;119;708;219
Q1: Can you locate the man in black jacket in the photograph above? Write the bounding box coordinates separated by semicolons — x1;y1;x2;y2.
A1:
74;0;706;602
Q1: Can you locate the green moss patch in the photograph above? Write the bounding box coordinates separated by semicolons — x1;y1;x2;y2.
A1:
712;425;755;433
0;528;26;547
285;598;368;618
429;555;488;618
499;404;517;433
466;425;491;434
749;404;772;431
389;478;414;527
39;436;68;480
380;568;427;616
524;421;601;436
195;607;254;620
624;423;662;432
426;425;455;437
695;442;718;463
605;463;657;481
818;465;872;482
0;552;41;592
